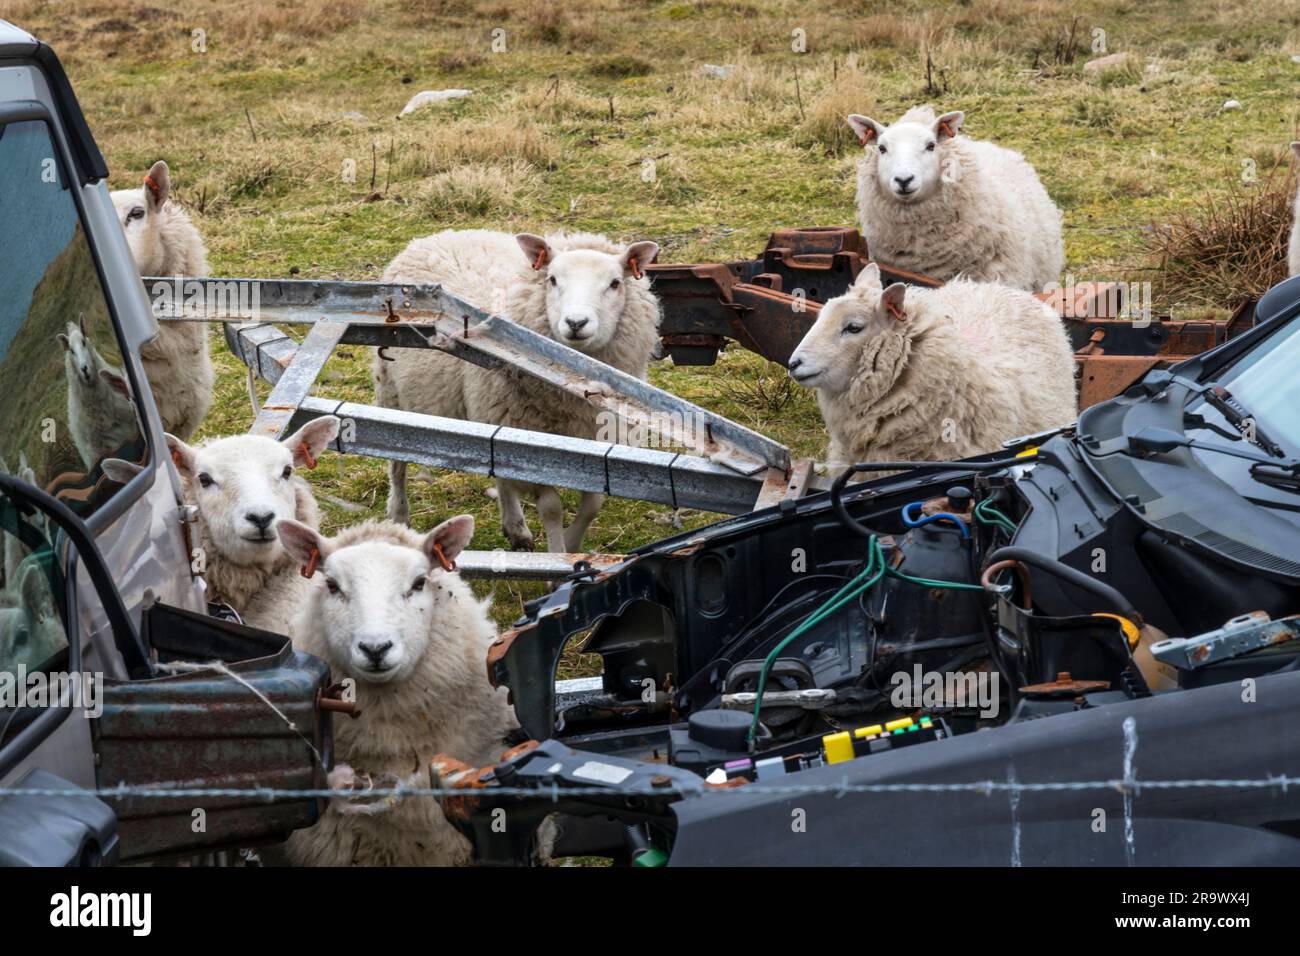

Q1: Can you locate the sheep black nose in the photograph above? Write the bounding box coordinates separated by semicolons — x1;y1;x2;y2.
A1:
565;317;590;334
894;174;915;188
788;356;803;372
359;641;393;665
245;511;275;532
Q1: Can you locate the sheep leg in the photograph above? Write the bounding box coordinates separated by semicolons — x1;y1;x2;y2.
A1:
563;491;605;552
534;486;568;554
386;459;410;525
496;480;534;551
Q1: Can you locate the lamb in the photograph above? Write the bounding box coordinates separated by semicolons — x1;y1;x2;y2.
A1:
1289;142;1300;278
846;106;1065;292
786;263;1077;471
57;312;141;469
274;514;519;866
164;416;340;633
374;229;661;552
111;160;215;440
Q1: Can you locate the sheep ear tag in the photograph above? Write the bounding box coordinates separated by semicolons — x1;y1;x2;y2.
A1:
144;174;163;205
627;256;643;280
431;542;457;572
531;248;548;271
301;547;321;579
297;441;317;470
885;300;906;322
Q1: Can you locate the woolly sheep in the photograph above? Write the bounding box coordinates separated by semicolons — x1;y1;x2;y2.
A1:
164;416;340;632
275;515;518;866
0;452;61;669
1289;142;1300;278
846;106;1065;292
787;263;1077;471
374;229;661;552
111;160;215;440
57;312;140;469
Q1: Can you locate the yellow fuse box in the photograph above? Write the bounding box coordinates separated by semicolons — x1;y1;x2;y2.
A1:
854;725;884;739
885;717;914;732
822;731;854;764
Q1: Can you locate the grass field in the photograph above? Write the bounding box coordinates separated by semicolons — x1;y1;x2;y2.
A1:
9;0;1300;656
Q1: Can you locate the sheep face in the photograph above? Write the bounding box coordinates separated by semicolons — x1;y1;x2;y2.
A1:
57;314;97;386
110;160;173;275
847;110;963;203
165;417;339;569
277;515;475;684
0;560;65;670
515;234;659;352
787;263;907;396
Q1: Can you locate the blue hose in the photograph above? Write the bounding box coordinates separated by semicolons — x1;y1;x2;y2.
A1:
901;501;969;538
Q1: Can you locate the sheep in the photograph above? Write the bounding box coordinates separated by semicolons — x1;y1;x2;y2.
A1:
374;229;662;552
846;106;1065;292
274;514;519;866
786;262;1077;471
164;416;340;633
111;160;215;441
57;312;141;469
0;553;65;671
1289;142;1300;278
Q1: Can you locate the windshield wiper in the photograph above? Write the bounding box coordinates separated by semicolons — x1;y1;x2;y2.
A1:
1129;426;1300;494
1198;383;1286;458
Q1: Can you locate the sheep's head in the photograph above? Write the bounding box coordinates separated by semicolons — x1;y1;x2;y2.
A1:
57;313;130;397
846;108;963;203
0;559;64;670
165;416;339;568
110;160;174;276
515;233;659;352
276;515;476;684
787;263;908;397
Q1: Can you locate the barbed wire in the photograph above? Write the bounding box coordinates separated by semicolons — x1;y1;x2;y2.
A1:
0;775;1295;803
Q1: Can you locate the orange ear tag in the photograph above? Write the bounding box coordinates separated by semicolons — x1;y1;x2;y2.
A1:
938;121;956;139
431;542;456;572
302;547;320;579
885;301;906;322
532;248;547;271
298;442;317;470
144;174;160;202
628;256;643;280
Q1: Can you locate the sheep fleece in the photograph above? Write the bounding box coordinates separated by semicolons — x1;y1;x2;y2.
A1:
284;521;517;867
856;107;1064;291
821;281;1077;467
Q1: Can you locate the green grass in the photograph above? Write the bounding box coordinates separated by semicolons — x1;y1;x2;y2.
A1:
11;0;1300;660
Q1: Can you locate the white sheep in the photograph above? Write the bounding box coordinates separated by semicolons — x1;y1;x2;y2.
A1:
374;229;661;552
111;160;215;440
57;312;141;469
164;416;340;632
274;514;518;866
0;553;65;671
787;263;1077;471
846;106;1065;291
1289;142;1300;278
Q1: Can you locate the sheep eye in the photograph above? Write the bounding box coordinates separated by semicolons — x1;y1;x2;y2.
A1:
878;145;888;154
926;141;936;152
548;276;557;287
197;473;215;488
281;465;293;480
843;323;865;335
410;577;426;593
127;206;144;222
324;578;341;595
609;278;621;290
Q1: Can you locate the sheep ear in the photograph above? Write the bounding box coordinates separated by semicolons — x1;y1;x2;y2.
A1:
102;457;144;484
620;241;659;279
934;111;964;141
144;160;170;212
276;519;328;577
283;415;339;469
20;564;49;618
424;514;474;569
78;312;88;336
877;282;908;322
164;433;197;479
853;261;882;292
516;233;552;270
846;114;884;146
57;333;70;351
99;368;131;399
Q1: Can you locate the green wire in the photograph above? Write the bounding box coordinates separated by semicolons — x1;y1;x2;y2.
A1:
746;534;987;742
974;498;1018;535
